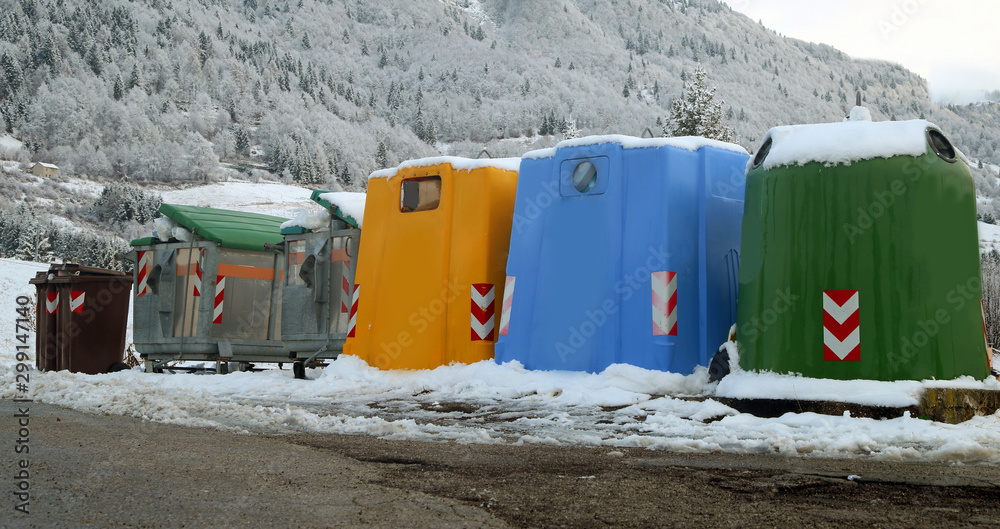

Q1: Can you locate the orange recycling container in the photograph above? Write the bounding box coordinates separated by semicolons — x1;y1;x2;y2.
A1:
345;157;519;369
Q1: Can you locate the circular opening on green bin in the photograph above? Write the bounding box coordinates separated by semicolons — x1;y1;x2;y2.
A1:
751;136;772;169
926;128;957;163
572;161;598;193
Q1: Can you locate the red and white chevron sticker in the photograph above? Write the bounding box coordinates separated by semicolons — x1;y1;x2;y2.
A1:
823;290;860;361
347;284;359;337
341;263;352;314
45;292;59;314
212;275;226;324
471;283;496;341
651;271;677;336
70;291;85;313
192;249;204;297
136;250;152;296
498;276;515;336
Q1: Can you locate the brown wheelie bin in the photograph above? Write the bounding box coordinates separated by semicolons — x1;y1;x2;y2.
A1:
29;264;132;374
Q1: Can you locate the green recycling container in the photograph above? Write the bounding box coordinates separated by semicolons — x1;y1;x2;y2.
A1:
736;116;990;381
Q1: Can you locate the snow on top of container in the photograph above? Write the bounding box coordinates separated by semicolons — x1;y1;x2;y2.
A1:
368;156;521;179
753;111;942;170
317;192;366;228
280;209;331;232
523;135;748;160
280;192;367;230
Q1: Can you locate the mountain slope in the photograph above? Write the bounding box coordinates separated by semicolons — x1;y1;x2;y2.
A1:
1;0;998;198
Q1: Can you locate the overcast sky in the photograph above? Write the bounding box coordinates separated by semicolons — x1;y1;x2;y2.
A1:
720;0;1000;104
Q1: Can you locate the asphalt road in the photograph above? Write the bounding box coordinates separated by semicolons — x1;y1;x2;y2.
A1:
3;400;1000;528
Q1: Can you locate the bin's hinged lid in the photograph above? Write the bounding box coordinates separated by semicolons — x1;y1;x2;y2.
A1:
131;204;288;252
29;263;130;284
279;190;365;234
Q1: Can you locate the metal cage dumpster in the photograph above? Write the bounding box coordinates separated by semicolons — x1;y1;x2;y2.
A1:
494;136;749;374
279;191;363;376
128;204;289;371
29;264;132;374
344;157;520;370
736;115;990;381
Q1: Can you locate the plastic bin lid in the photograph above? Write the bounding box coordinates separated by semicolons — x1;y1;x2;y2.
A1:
29;263;131;284
130;236;157;247
279;225;310;235
154;204;288;251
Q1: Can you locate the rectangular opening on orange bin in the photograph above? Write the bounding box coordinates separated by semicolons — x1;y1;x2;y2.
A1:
400;176;441;213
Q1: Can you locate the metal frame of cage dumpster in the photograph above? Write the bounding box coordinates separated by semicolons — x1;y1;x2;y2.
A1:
279;211;361;378
128;238;288;373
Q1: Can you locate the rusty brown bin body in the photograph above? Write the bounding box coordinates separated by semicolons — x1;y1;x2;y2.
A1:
29;264;133;374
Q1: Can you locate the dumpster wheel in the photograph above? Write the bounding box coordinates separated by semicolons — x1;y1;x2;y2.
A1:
293;361;306;380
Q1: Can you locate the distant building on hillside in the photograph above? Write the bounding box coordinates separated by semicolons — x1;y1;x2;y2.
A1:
30;162;59;178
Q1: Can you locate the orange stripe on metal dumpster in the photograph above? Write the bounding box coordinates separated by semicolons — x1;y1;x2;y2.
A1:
218;264;279;280
177;263;278;281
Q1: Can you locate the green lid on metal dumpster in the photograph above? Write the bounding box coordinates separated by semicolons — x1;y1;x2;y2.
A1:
159;204;288;251
130;236;158;247
279;225;310;235
310;189;364;229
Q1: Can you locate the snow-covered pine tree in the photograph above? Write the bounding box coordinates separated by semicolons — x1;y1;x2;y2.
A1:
13;203;42;261
375;141;388;168
233;127;250;155
0;53;23;99
112;74;125;100
563;118;581;139
663;66;735;143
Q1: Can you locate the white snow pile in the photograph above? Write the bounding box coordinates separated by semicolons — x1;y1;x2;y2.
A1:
369;156;521;179
847;105;873;122
280;209;331;232
280;192;366;231
754;115;939;170
3;355;1000;463
318;192;366;228
524;134;748;160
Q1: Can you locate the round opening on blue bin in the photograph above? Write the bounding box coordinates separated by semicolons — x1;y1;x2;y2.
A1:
572;161;597;193
926;128;957;163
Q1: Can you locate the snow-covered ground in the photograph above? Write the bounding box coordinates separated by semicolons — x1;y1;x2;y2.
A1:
980;221;1000;252
3;357;1000;463
0;133;24;152
3;245;1000;464
0;259;50;362
161;180;319;219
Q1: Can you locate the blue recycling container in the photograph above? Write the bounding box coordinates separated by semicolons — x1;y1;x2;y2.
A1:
494;135;749;373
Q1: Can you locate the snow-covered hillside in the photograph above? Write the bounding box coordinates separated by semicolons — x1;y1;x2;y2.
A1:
161;180;317;219
4;0;1000;189
981;221;1000;252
